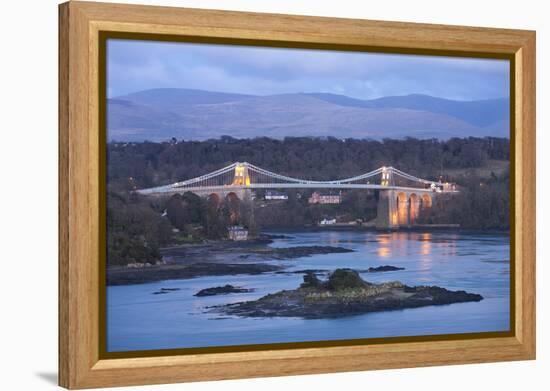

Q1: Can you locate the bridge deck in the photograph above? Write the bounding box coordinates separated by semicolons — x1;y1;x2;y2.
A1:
135;162;457;196
137;183;453;196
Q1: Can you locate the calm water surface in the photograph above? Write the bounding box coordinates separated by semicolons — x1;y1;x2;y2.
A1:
107;230;510;352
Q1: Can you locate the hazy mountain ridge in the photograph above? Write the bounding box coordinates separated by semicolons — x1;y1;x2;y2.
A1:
107;88;509;142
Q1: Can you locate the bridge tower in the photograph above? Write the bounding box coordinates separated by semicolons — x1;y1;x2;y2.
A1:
376;167;399;229
230;162;252;200
232;162;251;186
380;166;394;187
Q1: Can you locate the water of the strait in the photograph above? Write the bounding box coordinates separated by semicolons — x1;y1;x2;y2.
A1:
107;230;510;352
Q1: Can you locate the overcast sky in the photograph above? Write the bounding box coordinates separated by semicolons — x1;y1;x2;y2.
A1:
107;39;510;101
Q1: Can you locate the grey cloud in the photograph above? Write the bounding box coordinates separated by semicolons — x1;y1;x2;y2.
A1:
107;39;509;101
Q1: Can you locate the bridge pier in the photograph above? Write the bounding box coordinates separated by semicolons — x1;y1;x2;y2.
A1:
375;190;398;229
191;188;253;201
375;190;433;229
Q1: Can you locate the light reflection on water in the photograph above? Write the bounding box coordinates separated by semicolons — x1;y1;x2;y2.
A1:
107;230;510;352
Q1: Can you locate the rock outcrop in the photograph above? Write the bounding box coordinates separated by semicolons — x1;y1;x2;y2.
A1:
216;269;483;318
195;285;254;297
366;265;405;272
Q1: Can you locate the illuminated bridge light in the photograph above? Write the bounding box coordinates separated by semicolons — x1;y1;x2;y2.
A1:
233;163;251;186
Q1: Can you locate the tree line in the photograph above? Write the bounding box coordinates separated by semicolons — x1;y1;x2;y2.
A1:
106;136;510;265
417;170;510;229
107;136;509;191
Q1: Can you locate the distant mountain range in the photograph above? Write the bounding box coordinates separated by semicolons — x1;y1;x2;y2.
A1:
107;88;509;142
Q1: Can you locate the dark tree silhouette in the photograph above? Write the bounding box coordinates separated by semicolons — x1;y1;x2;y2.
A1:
106;136;510;265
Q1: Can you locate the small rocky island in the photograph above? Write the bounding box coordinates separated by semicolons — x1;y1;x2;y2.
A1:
195;285;254;296
215;269;483;319
366;265;405;272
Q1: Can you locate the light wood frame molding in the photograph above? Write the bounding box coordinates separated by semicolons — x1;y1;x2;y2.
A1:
59;1;536;389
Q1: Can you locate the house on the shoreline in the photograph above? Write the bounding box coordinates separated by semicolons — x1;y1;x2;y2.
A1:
265;190;288;200
228;225;249;241
308;191;342;204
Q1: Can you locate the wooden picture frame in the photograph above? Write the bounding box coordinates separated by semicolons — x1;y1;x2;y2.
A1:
59;1;536;388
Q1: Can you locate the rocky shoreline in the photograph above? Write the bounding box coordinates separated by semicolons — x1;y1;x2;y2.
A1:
161;242;353;264
107;242;354;286
244;245;353;260
107;262;283;286
213;269;483;319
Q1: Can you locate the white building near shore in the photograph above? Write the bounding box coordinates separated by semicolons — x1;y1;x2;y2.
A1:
228;225;249;241
265;190;288;200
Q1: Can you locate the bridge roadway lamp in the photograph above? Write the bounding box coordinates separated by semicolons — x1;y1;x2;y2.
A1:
381;167;389;187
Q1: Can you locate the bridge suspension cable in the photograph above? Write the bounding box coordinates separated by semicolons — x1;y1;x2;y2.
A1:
170;163;237;188
329;167;385;184
390;167;436;185
246;163;331;184
136;161;442;195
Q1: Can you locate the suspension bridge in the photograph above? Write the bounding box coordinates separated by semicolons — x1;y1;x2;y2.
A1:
136;162;457;228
